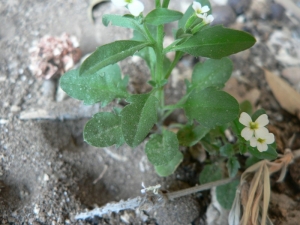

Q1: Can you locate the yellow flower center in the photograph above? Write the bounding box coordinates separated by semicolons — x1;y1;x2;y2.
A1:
125;0;132;3
249;122;258;130
257;138;266;144
196;9;202;14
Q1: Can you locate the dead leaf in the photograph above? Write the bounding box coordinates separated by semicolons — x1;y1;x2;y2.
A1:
88;0;109;23
264;69;300;116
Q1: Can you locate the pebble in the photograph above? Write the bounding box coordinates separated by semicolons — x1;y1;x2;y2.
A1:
10;105;21;112
228;0;252;14
270;2;285;20
212;5;236;26
42;79;56;100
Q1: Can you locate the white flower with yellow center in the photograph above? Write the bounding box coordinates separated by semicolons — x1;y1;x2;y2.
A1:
250;130;275;152
239;112;269;141
199;13;214;24
192;1;210;17
111;0;144;17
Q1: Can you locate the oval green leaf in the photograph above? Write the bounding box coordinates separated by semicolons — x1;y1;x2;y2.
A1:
184;87;239;128
80;40;151;76
177;125;209;147
145;8;183;26
199;164;222;184
216;180;239;209
60;64;129;105
154;151;183;177
145;129;179;166
84;112;124;147
191;57;233;91
121;94;158;147
171;25;256;59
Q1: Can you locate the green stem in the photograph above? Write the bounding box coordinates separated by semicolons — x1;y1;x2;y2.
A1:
162;94;190;121
143;24;155;43
162;0;170;8
155;0;161;8
164;51;184;80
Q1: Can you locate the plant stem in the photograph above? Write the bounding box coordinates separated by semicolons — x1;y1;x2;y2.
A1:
164;51;184;80
155;0;161;8
166;177;237;201
162;0;170;8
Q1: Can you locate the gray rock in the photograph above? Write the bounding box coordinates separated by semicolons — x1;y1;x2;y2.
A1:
212;5;236;26
228;0;252;14
270;3;285;20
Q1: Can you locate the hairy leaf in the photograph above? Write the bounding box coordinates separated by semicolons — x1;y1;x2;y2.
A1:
170;25;256;59
60;65;129;105
84;112;124;147
248;145;278;161
80;40;151;76
177;125;209;146
199;164;222;184
227;156;240;178
216;180;239;209
145;129;179;166
155;151;183;177
191;57;233;92
102;14;145;35
121;94;158;147
184;87;239;128
145;8;183;26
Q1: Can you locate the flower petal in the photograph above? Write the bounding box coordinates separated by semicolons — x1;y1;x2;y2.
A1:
239;112;252;127
265;133;275;144
111;0;127;7
128;0;144;16
257;142;268;152
250;137;257;147
241;127;254;141
204;15;214;23
201;5;210;13
255;114;269;127
192;1;202;11
255;127;268;138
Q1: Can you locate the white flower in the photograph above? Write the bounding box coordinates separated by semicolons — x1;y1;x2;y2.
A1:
111;0;144;16
192;1;210;17
249;130;275;152
239;112;269;141
199;13;214;24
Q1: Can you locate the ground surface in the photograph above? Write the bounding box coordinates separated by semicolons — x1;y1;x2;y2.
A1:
1;0;300;224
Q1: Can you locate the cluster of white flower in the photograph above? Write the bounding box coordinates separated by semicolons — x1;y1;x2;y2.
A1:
192;1;214;24
239;112;275;152
112;0;144;16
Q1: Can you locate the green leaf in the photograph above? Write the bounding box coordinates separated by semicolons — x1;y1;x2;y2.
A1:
145;8;183;26
227;156;240;178
80;40;151;76
177;125;209;146
102;14;145;35
248;145;278;161
245;156;261;168
191;57;233;92
239;140;248;154
121;94;158;147
251;108;266;121
178;0;212;29
155;151;183;177
60;65;129;105
199;164;222;184
220;144;234;157
184;87;239;128
170;25;256;59
145;129;179;166
84;112;124;147
240;100;252;115
216;180;239;209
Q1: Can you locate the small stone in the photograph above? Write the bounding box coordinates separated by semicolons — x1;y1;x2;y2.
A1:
42;79;56;100
270;3;285;20
33;204;40;215
10;105;20;112
212;5;236;26
43;174;49;182
228;0;252;14
0;76;6;82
